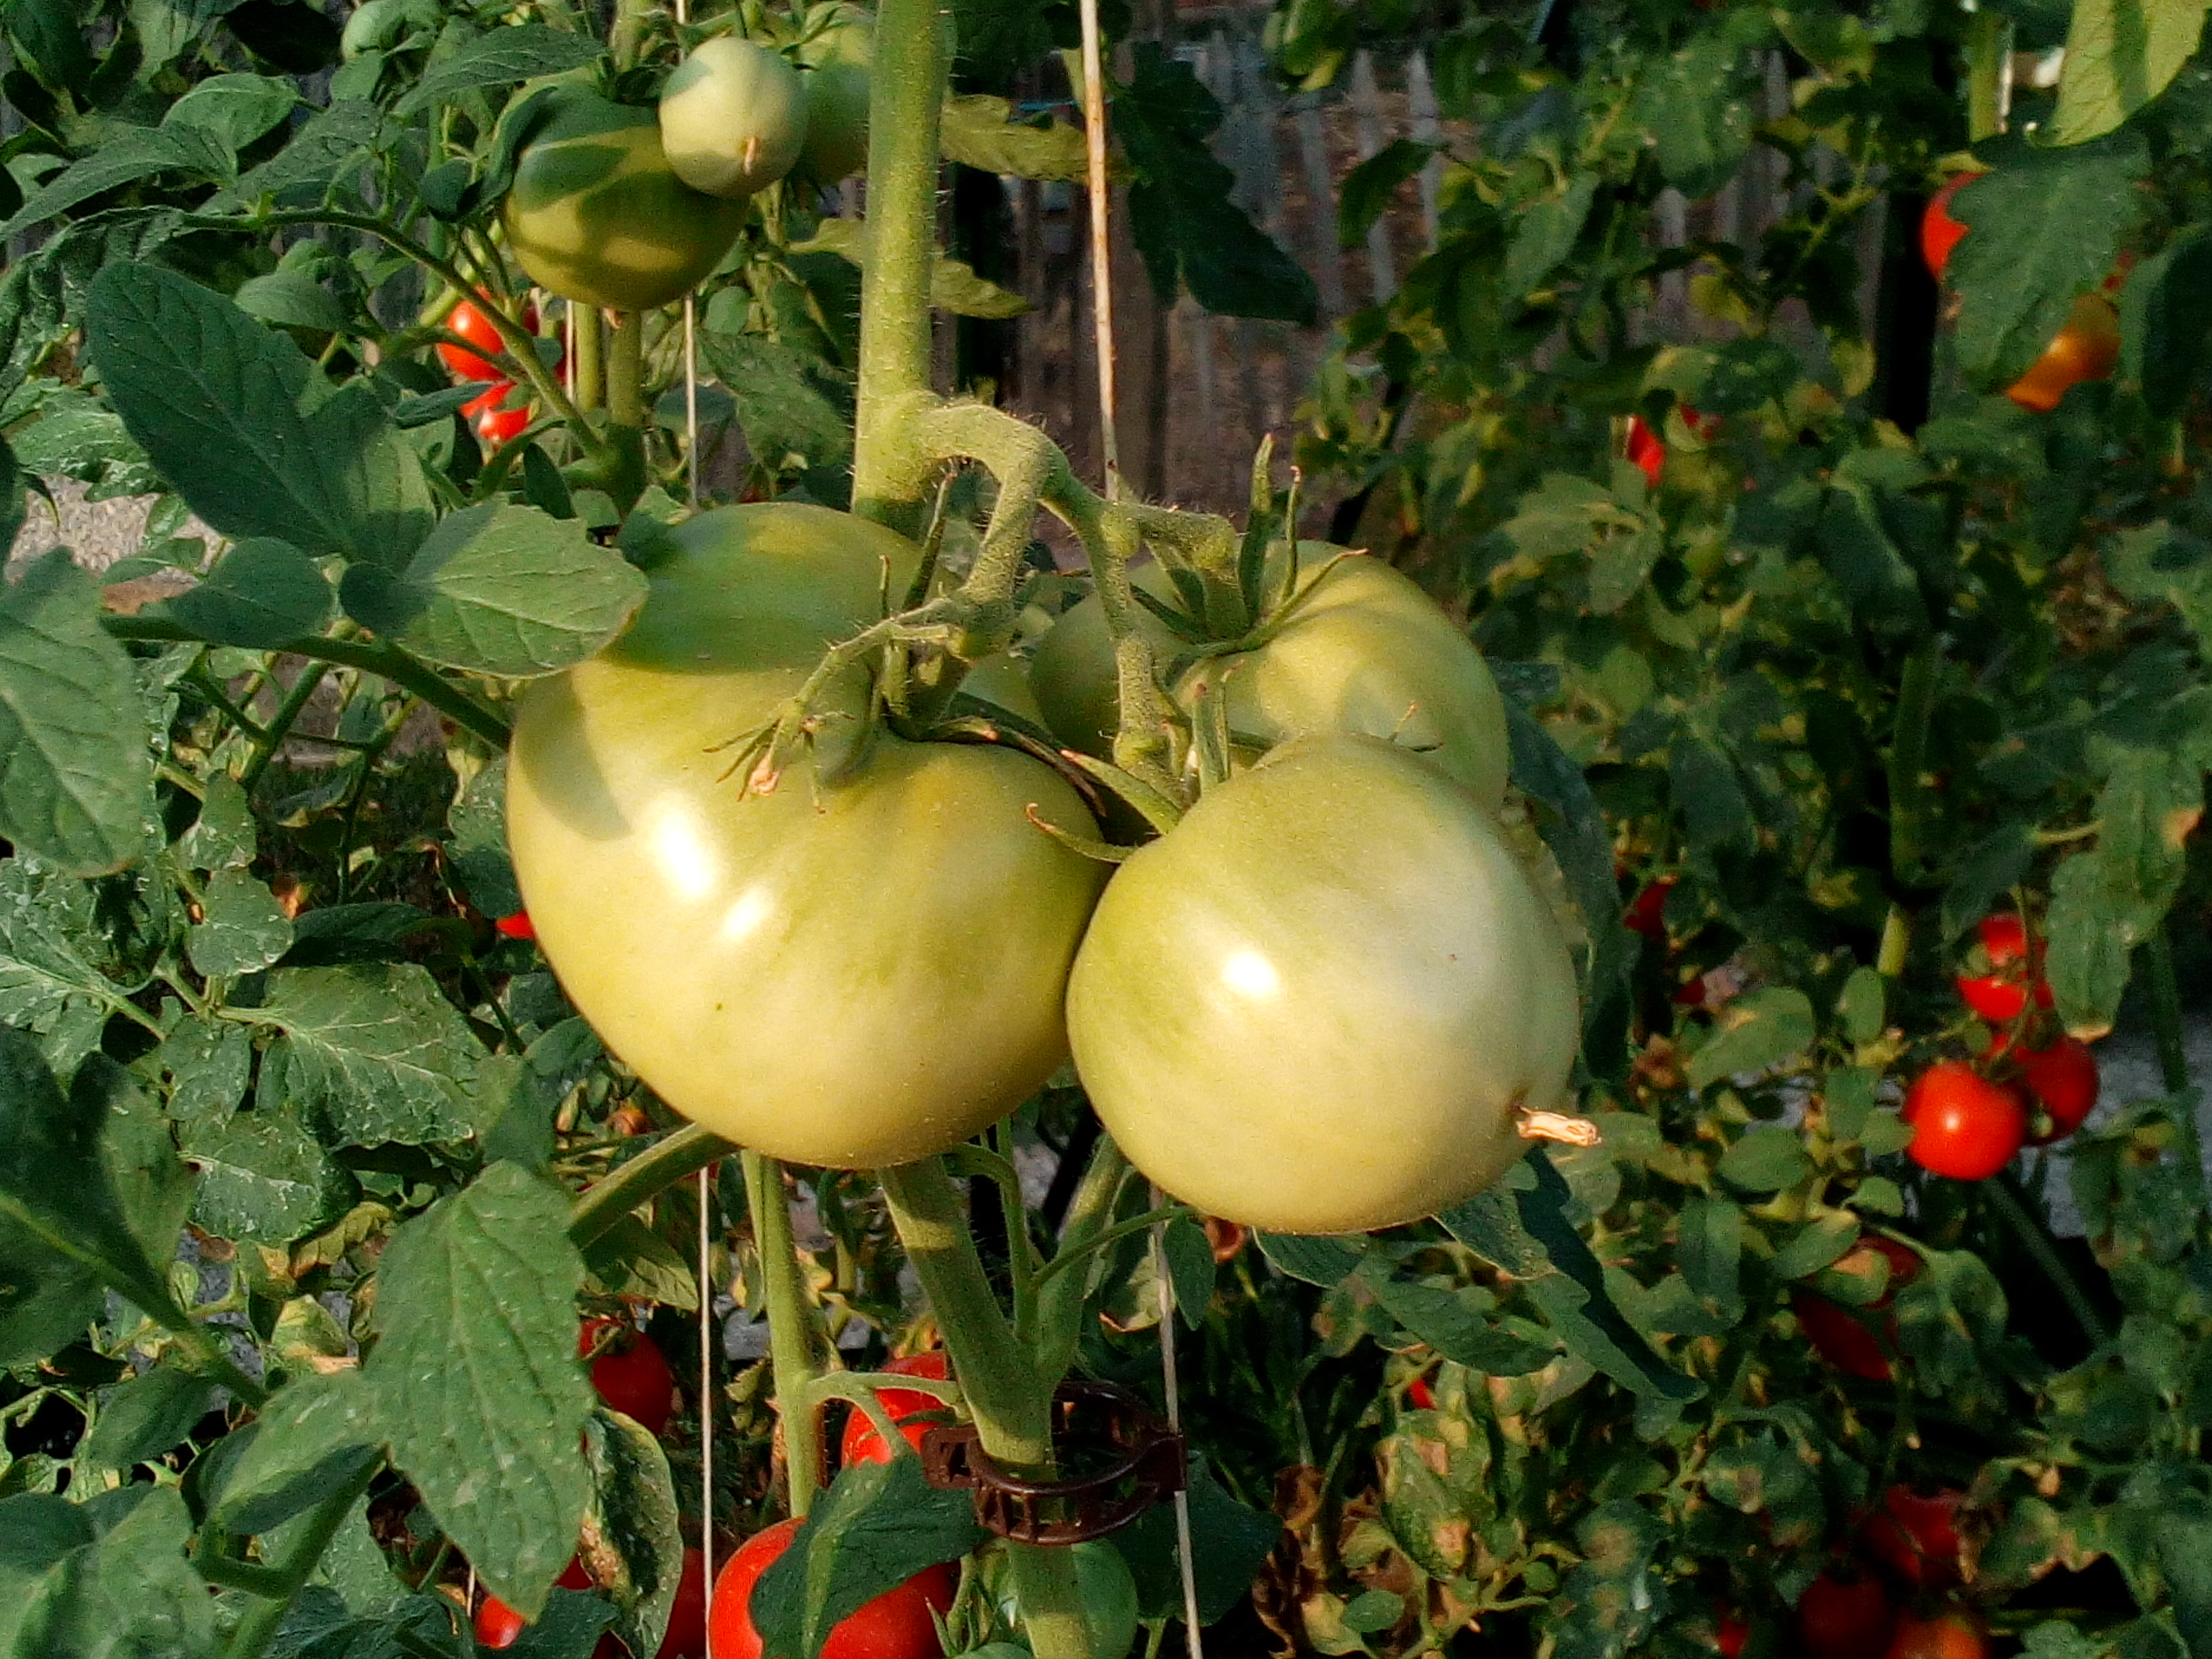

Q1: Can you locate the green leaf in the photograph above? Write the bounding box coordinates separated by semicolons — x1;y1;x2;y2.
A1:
164;72;299;150
157;1016;254;1121
0;1038;191;1340
0;858;134;1077
2045;749;2201;1035
1162;1213;1214;1328
789;218;1029;320
1837;966;1885;1046
1685;988;1817;1092
12;1486;220;1658
1502;173;1599;296
211;1372;382;1534
582;1214;700;1309
2118;226;2212;415
232;268;349;333
695;327;852;480
79;1363;218;1473
0;438;23;556
1337;138;1433;249
215;100;382;208
185;1105;357;1246
751;1453;985;1659
1115;44;1318;325
0;552;155;876
1254;1230;1366;1286
187;867;295;977
1110;1456;1280;1626
1675;1196;1743;1323
85;263;434;569
1949;134;2148;389
1515;1151;1699;1401
1359;1262;1556;1374
1436;1185;1551;1279
336;502;647;678
2053;0;2210;144
0;126;231;241
181;773;259;871
254;963;489;1146
368;1163;592;1619
1633;31;1763;198
1717;1126;1816;1194
392;24;607;116
0;1494;96;1656
583;1407;684;1659
1771;1210;1863;1280
941;94;1085;181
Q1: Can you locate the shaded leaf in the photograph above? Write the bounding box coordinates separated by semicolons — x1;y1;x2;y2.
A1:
254;964;489;1146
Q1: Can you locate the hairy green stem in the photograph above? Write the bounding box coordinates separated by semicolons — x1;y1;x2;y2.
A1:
851;0;950;527
744;1151;827;1516
573;304;605;413
876;1159;1094;1659
104;618;510;750
1966;9;2009;143
221;1458;381;1659
567;1124;737;1250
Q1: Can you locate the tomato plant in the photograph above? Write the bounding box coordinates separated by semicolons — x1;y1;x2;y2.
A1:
708;1519;955;1659
1903;1062;2027;1181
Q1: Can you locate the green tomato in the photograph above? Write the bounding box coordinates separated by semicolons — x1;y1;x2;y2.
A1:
1066;733;1578;1233
506;503;1109;1168
996;1543;1141;1659
795;5;872;184
659;37;809;200
1030;548;1509;809
501;89;747;312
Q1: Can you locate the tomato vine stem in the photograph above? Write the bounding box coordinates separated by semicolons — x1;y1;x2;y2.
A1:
566;1122;735;1250
220;1456;381;1659
743;1150;828;1517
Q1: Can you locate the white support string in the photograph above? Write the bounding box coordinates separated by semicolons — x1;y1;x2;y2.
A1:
697;1162;715;1659
677;0;701;506
1076;0;1122;500
1150;1192;1204;1657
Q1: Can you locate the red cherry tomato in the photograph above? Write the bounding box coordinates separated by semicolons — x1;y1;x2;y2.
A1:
1885;1610;1989;1659
1715;1615;1750;1657
464;380;531;448
1626;415;1664;487
1920;173;1981;281
2015;1036;2098;1143
1860;1486;1965;1590
840;1351;951;1467
440;293;537;382
496;910;537;941
474;1557;600;1651
580;1318;676;1436
1794;1570;1893;1659
657;1546;710;1659
1955;913;2053;1024
1624;877;1673;940
1903;1061;2026;1181
1796;1236;1919;1382
1406;1374;1437;1411
708;1517;956;1659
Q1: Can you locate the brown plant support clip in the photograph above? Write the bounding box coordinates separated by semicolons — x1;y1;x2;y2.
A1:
919;1378;1186;1544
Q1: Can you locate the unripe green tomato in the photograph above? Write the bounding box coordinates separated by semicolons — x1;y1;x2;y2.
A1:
506;503;1109;1168
501;90;747;312
1067;734;1579;1233
1174;550;1509;811
996;1544;1141;1659
340;0;398;60
795;7;872;184
1026;566;1179;758
659;37;809;200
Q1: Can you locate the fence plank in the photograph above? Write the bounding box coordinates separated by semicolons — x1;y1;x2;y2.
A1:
1349;50;1397;302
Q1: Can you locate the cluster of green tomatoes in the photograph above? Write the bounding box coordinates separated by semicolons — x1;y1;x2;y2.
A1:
503;504;1585;1237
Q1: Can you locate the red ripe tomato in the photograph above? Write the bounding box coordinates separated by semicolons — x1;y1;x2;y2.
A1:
1794;1570;1893;1659
1860;1486;1965;1590
581;1318;675;1436
475;1557;600;1651
1624;876;1673;940
1626;415;1664;487
2015;1036;2098;1143
708;1517;956;1659
1797;1235;1919;1382
496;910;537;941
1885;1610;1989;1659
464;380;531;447
1903;1061;2026;1181
1406;1374;1437;1411
1715;1615;1750;1657
440;294;537;382
1920;172;1981;280
841;1351;950;1467
657;1546;710;1659
1955;913;2052;1024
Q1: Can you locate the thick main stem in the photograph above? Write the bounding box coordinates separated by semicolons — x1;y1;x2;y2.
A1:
743;1151;825;1517
850;0;950;530
222;1459;380;1659
877;1159;1094;1659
